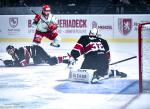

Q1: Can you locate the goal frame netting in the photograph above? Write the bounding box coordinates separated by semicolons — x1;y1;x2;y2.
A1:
138;22;150;93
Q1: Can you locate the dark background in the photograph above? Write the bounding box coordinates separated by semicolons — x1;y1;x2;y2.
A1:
0;0;150;14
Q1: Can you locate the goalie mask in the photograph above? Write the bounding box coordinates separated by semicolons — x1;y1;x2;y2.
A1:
89;28;98;36
6;45;15;55
89;28;101;38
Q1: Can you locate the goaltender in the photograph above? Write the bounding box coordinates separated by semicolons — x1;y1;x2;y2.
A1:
68;28;127;83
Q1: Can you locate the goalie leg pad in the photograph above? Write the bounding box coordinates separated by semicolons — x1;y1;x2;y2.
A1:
68;69;96;83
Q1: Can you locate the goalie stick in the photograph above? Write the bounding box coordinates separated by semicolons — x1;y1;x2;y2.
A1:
109;56;137;65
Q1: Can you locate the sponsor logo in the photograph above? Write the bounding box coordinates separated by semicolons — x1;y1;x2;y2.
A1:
57;19;87;34
9;17;18;28
92;21;98;28
77;69;87;72
73;73;87;79
8;17;20;35
118;18;132;35
58;19;87;28
69;70;87;80
92;21;112;30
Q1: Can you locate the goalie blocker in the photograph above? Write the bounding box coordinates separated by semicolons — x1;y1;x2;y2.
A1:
68;69;127;84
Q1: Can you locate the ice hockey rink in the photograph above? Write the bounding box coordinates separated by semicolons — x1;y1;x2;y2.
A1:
0;42;150;109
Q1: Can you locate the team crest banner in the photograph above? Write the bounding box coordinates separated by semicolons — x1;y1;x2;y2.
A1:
9;17;18;28
118;18;132;35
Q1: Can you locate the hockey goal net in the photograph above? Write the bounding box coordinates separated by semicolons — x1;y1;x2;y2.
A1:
138;22;150;93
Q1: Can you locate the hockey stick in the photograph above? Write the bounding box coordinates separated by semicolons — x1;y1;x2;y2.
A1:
24;3;37;15
0;59;4;62
109;56;137;65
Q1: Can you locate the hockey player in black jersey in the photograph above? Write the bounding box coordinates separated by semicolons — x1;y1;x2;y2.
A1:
3;45;68;67
68;28;127;83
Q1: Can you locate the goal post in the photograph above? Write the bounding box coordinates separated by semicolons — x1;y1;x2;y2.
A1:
138;22;150;93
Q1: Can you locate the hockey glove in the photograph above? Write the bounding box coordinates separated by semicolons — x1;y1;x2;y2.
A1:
48;24;57;32
34;14;41;22
68;56;78;67
3;60;14;67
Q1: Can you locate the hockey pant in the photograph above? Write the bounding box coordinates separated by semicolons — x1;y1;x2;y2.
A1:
33;30;59;44
81;54;109;77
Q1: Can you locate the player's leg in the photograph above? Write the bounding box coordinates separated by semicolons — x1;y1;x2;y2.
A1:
50;35;61;47
47;56;69;65
91;61;109;83
81;55;109;83
32;30;43;45
46;30;61;47
81;55;109;76
32;45;68;65
31;45;47;64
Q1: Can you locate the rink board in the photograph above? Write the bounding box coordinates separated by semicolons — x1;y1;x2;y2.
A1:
55;78;139;94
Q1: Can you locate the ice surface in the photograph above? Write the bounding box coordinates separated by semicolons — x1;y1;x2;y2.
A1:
0;42;149;109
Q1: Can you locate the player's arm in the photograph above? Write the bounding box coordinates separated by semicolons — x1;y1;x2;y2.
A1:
3;60;15;67
51;15;58;25
47;15;58;31
32;14;41;26
15;48;29;67
3;59;22;67
71;36;86;59
68;36;86;66
103;39;111;61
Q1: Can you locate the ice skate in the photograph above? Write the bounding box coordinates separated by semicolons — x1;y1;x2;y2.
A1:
109;70;127;78
50;42;60;47
116;70;127;78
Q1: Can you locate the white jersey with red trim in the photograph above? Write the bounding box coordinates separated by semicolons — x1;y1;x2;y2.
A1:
33;14;57;32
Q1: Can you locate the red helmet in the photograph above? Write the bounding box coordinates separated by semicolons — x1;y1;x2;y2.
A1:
42;5;51;11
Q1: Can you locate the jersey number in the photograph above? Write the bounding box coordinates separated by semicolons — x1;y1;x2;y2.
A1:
91;42;105;51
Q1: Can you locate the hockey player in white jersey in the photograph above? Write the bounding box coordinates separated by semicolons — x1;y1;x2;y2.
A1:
32;4;61;47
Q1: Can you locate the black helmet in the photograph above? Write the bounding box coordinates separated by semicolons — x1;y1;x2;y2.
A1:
6;45;14;52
